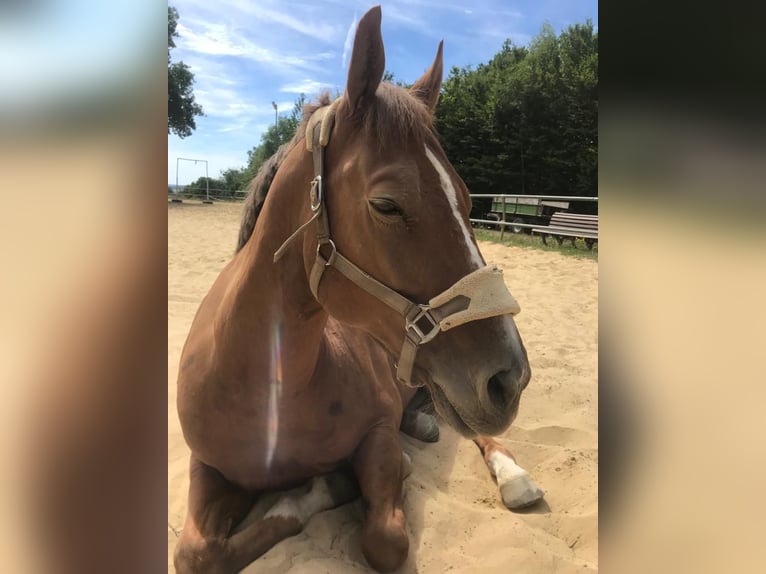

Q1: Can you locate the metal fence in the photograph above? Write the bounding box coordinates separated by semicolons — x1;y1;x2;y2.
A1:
168;188;247;202
468;194;598;241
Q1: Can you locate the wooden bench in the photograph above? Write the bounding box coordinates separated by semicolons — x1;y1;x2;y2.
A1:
532;212;598;250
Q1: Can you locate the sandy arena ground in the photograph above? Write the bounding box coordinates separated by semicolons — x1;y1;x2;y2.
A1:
168;201;598;573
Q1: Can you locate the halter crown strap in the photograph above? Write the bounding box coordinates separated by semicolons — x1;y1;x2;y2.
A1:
273;101;521;386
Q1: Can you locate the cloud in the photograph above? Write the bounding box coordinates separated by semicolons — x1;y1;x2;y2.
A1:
385;7;430;30
235;3;344;43
341;14;357;70
387;0;521;19
181;0;344;42
280;79;326;95
193;87;259;119
176;21;319;70
182;54;240;87
217;120;250;134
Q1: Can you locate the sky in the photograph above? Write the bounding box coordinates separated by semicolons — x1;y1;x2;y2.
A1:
168;0;598;185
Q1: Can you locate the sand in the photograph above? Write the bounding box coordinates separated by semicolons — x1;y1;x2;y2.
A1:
168;201;598;573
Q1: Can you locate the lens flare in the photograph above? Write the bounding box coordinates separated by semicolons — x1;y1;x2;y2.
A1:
265;320;282;469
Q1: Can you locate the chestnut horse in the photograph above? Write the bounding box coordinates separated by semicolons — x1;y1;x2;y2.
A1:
175;6;542;573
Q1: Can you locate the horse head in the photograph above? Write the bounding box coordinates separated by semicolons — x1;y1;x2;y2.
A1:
286;6;531;437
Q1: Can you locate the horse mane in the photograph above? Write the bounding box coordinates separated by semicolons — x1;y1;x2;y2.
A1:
235;93;330;252
236;84;434;252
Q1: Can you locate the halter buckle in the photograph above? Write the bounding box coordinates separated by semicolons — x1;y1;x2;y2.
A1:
406;305;440;345
317;239;337;266
310;176;323;212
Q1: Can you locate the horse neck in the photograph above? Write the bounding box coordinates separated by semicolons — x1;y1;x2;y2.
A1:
226;148;328;386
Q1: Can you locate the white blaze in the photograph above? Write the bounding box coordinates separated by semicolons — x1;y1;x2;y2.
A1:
424;145;484;269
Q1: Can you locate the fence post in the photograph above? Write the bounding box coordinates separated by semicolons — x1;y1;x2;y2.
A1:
500;196;507;242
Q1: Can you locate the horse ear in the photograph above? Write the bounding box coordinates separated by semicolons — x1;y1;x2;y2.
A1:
345;6;385;115
410;40;444;113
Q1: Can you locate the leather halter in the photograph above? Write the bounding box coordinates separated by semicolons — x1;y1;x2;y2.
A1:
274;103;521;386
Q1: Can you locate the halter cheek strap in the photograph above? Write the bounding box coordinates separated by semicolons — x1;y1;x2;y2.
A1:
274;102;521;386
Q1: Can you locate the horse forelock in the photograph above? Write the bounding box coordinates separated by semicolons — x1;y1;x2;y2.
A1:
359;82;436;150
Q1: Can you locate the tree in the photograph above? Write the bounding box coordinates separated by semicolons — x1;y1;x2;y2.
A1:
216;94;308;191
184;176;228;198
168;6;203;138
434;22;597;203
383;70;412;88
244;95;306;180
220;168;245;194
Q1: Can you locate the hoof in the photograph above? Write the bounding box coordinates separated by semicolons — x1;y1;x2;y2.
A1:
362;518;409;572
400;410;440;443
499;473;545;509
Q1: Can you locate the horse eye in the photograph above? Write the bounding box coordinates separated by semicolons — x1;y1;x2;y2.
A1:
369;199;403;216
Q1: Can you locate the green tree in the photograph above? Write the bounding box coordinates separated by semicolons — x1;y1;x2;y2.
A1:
184;176;228;198
168;6;203;138
216;94;308;192
238;94;307;185
434;21;597;205
383;70;412;88
220;168;245;193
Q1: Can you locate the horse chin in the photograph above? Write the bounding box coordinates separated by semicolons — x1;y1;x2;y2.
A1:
425;379;478;438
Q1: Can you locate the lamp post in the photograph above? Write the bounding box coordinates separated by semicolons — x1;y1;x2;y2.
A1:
272;101;278;130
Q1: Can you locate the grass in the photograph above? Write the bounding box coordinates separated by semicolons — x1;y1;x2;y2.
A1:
474;228;598;260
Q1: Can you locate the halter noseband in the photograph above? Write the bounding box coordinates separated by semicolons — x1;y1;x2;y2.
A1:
274;101;521;386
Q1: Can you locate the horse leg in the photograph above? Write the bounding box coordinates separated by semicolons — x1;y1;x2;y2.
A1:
474;436;545;510
399;408;440;442
353;425;410;572
399;387;439;443
174;458;359;574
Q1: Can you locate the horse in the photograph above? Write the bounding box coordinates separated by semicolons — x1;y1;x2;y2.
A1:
174;6;543;573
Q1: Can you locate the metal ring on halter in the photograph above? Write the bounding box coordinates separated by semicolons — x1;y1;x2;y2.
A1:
310;176;323;212
317;239;337;266
406;305;441;345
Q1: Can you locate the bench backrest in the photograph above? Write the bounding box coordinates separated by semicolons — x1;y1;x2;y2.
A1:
549;212;598;231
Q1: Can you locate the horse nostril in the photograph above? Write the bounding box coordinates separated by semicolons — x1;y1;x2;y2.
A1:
487;369;525;412
487;370;512;409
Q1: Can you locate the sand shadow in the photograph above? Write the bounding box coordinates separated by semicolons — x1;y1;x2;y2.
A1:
394;420;469;574
512;498;551;515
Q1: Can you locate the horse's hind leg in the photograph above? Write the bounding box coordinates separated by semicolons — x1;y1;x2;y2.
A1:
399;387;439;443
474;436;545;510
399;408;440;442
174;458;359;574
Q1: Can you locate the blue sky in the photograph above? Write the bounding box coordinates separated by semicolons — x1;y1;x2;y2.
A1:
168;0;597;185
